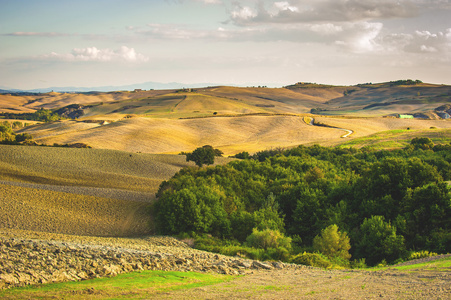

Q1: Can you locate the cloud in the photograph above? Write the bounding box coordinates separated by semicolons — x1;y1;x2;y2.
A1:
196;0;222;3
41;46;149;62
383;28;451;54
229;0;419;25
166;0;222;4
4;32;72;37
133;21;383;52
414;0;451;10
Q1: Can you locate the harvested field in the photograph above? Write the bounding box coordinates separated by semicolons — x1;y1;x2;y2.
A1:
17;116;451;155
0;183;151;236
313;116;451;139
0;144;216;192
18;116;345;155
0;145;232;236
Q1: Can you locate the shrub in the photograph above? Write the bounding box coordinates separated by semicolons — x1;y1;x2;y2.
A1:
350;258;367;269
313;224;351;261
233;151;250;159
408;250;438;261
291;252;334;269
245;228;292;252
15;133;33;143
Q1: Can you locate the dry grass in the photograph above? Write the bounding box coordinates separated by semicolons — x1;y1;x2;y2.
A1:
0;144;232;236
17;115;451;156
17;116;345;155
313;117;451;139
0;144;206;192
0;183;151;236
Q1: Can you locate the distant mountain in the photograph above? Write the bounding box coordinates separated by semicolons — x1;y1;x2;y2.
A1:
1;81;230;93
0;80;284;93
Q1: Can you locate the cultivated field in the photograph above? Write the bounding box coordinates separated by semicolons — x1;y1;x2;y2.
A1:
0;145;232;236
14;116;451;155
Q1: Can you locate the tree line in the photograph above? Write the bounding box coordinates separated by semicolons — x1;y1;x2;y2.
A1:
155;139;451;266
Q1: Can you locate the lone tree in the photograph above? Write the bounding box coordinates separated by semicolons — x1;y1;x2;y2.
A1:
186;145;223;167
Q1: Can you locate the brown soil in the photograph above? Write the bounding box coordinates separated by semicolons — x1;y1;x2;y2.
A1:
155;264;451;299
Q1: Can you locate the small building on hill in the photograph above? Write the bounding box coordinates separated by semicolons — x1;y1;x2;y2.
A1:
398;114;414;119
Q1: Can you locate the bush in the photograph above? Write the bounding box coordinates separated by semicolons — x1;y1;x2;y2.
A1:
245;228;292;252
313;224;351;261
350;258;367;269
15;133;33;143
291;252;335;269
233;151;250;159
408;250;438;261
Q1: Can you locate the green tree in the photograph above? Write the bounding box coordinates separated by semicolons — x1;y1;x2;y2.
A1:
313;224;351;261
186;145;221;167
355;216;406;265
15;133;33;143
410;137;434;150
0;125;15;142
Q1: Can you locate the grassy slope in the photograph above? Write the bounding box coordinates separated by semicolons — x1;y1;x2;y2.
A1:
0;183;152;236
0;145;193;192
337;128;451;150
18;116;343;155
323;84;451;116
16;116;451;155
0;145;233;236
0;270;233;300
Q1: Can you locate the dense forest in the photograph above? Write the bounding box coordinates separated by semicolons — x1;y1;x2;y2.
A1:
155;138;451;267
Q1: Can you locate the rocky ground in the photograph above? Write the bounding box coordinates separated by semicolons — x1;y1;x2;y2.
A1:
1;228;450;299
0;229;302;290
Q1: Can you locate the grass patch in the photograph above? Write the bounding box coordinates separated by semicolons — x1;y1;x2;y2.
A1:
369;256;451;272
392;257;451;272
0;270;234;300
338;129;451;150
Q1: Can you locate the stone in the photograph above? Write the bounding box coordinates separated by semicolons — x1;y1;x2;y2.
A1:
0;273;19;285
252;261;273;270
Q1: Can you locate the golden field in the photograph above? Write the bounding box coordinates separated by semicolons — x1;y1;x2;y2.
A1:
0;145;233;236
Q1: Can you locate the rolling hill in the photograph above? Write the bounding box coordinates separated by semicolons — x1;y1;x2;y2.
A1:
1;80;450;155
0;144;233;236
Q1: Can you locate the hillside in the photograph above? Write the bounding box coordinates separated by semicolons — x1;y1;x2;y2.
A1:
1;81;450;155
0;145;232;236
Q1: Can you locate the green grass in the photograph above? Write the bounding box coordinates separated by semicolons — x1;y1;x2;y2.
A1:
369;256;451;272
0;270;235;300
392;257;451;272
338;129;451;150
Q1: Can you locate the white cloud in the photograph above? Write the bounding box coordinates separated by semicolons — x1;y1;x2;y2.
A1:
134;20;383;53
42;46;149;62
383;28;451;55
196;0;222;3
230;0;419;25
231;5;258;21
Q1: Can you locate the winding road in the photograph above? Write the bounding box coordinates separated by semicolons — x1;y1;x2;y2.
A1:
308;117;353;138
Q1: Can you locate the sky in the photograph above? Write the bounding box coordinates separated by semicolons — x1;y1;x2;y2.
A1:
1;0;450;90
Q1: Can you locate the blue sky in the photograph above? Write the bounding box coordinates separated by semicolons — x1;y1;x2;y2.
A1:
1;0;450;89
